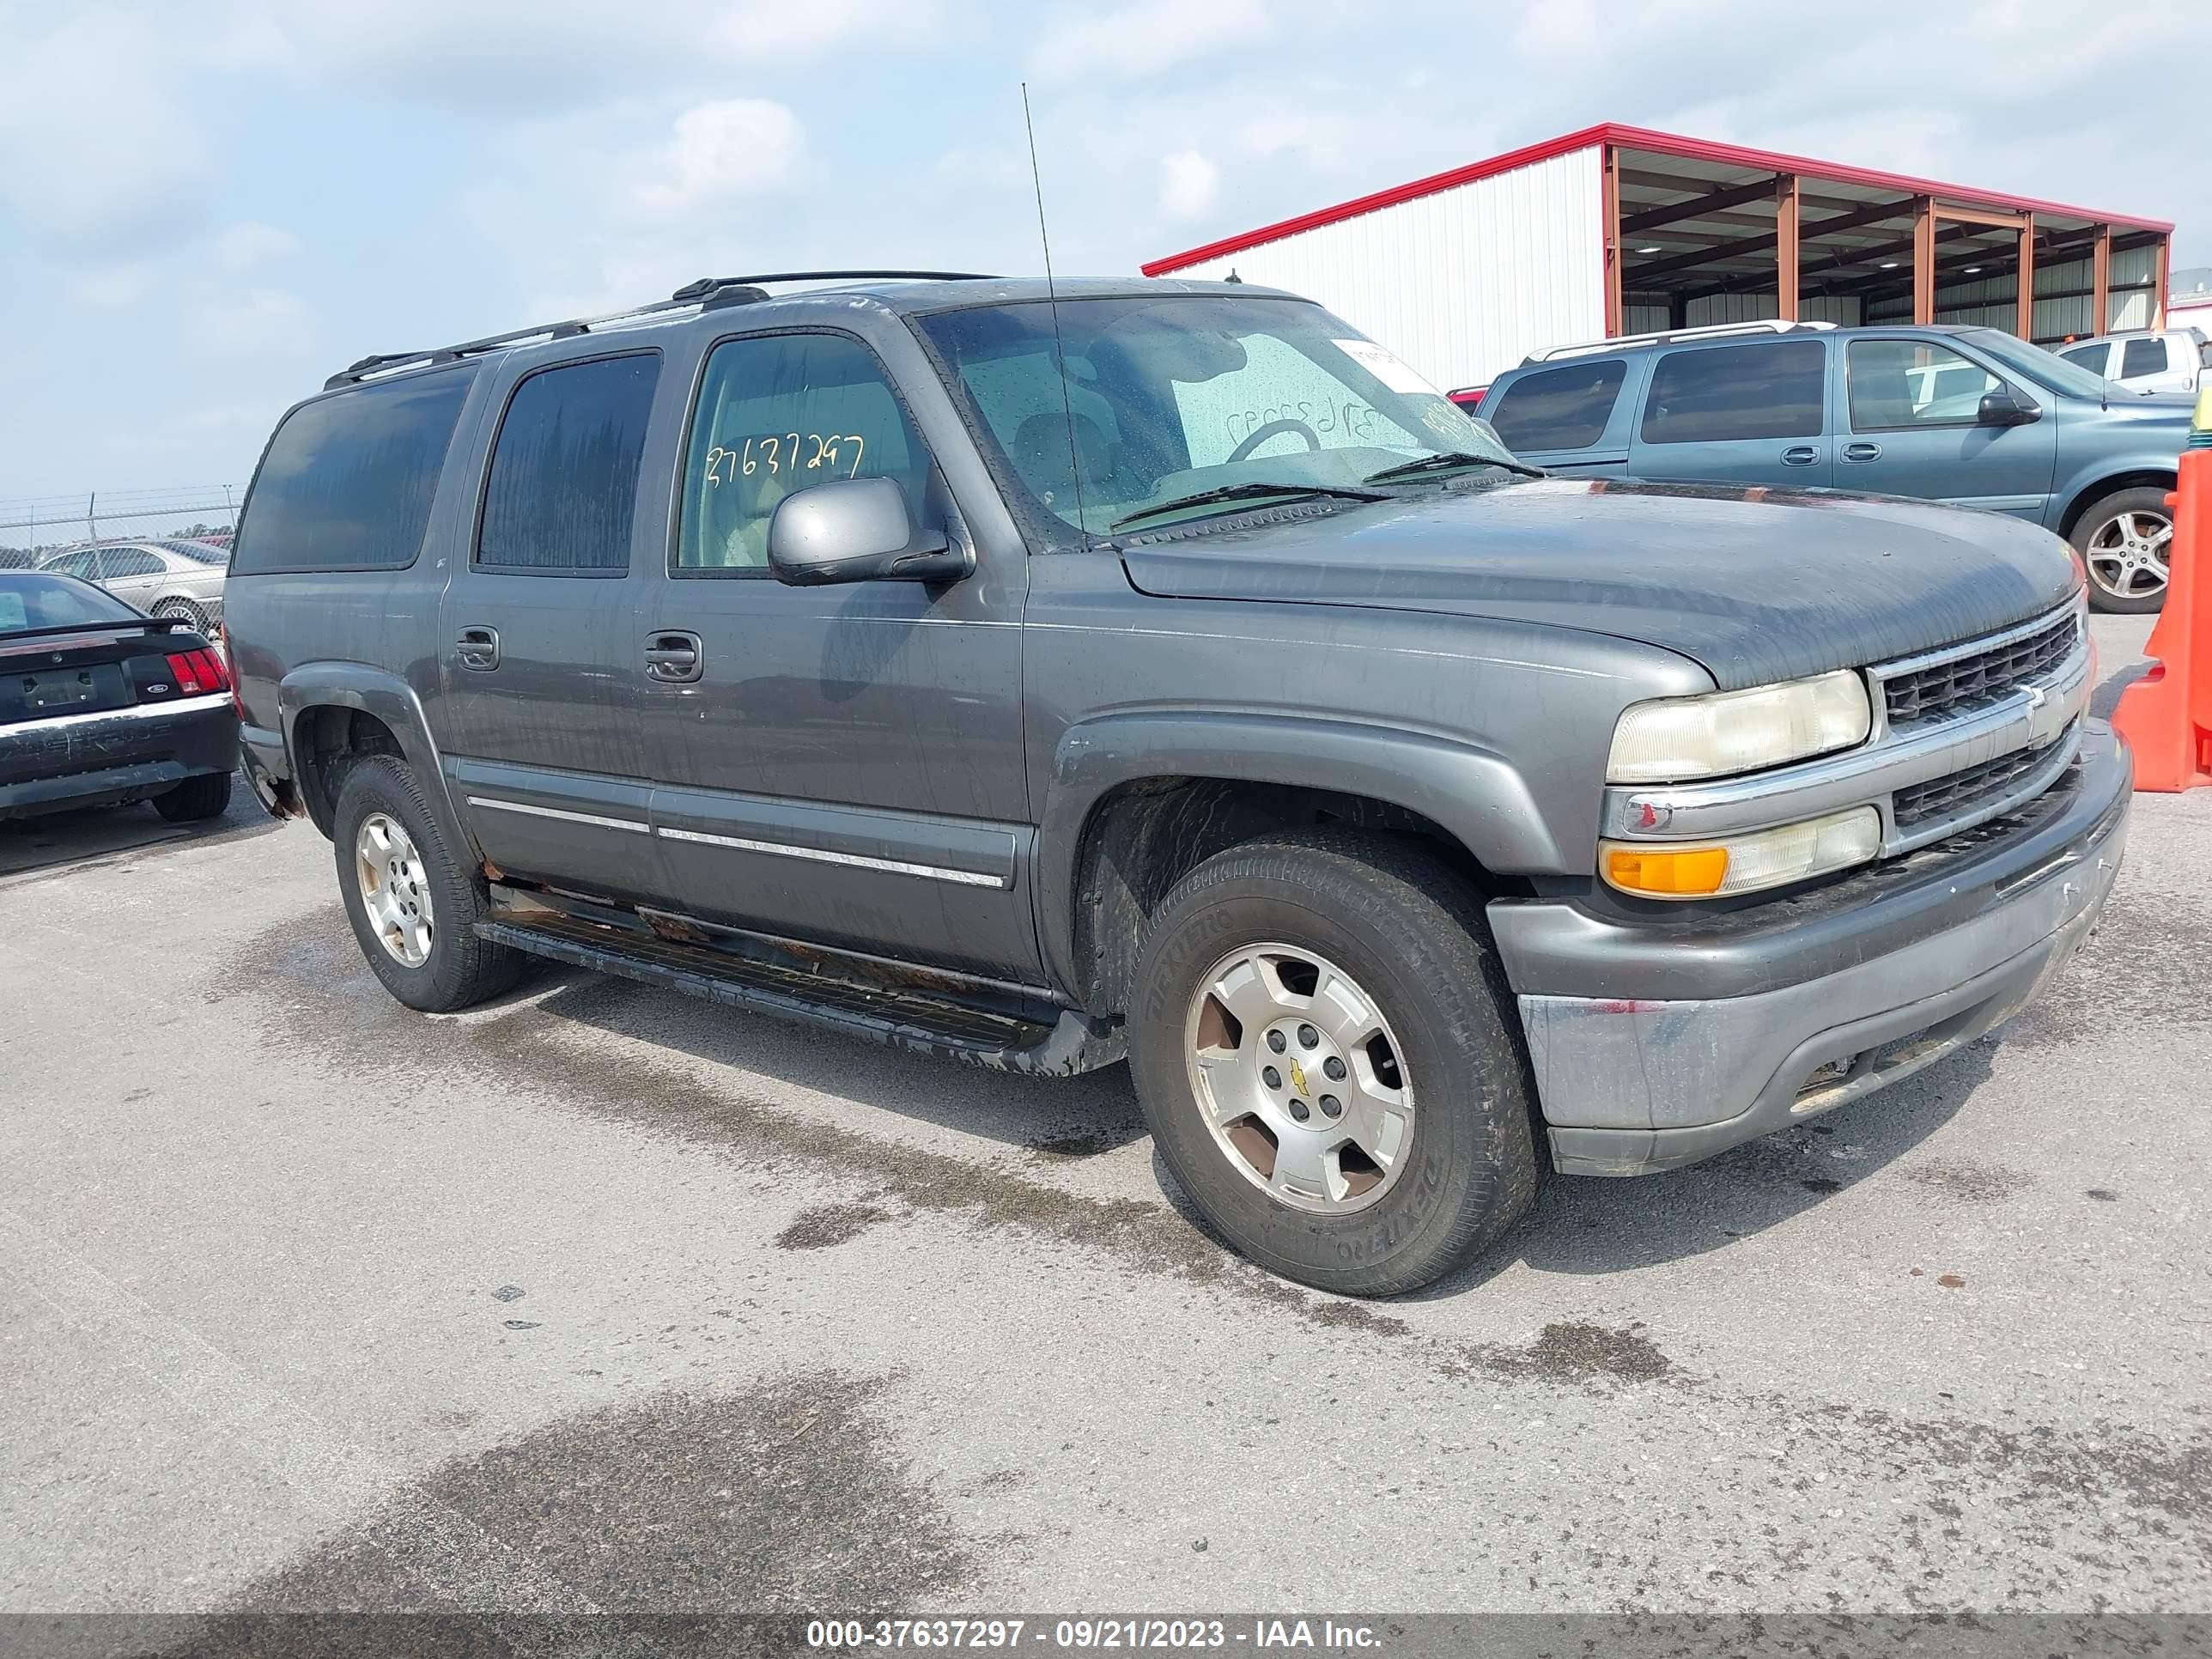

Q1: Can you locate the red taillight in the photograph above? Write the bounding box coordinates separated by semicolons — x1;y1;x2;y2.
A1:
167;649;231;696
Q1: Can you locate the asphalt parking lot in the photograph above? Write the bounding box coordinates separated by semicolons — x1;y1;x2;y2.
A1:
3;613;2208;1626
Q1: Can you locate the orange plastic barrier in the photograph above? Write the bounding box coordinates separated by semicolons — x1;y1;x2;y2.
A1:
2111;448;2212;791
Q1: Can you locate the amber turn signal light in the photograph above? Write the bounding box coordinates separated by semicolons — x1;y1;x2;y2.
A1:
1601;843;1729;897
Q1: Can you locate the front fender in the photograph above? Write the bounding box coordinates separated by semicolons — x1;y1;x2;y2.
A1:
1035;709;1565;997
276;662;473;854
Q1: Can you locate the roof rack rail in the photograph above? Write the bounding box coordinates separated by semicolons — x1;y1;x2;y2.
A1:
325;270;1001;391
1525;318;1836;366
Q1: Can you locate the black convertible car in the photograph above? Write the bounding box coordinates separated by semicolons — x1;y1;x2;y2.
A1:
0;569;237;823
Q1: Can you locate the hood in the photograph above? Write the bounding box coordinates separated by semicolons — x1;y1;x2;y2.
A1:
1118;478;2080;690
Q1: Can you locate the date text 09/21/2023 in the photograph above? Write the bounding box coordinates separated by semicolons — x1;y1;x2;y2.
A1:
804;1617;1383;1650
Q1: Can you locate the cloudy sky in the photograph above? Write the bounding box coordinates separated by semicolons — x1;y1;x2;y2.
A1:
2;0;2205;514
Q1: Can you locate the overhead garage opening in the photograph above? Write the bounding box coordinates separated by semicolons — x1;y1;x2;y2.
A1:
1606;138;2171;345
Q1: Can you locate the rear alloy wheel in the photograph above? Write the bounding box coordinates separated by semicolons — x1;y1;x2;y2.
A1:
2073;487;2172;613
1129;830;1539;1297
356;812;435;968
331;754;524;1012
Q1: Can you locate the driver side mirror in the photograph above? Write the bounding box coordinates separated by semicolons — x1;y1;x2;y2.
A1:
1978;387;2041;428
766;477;971;587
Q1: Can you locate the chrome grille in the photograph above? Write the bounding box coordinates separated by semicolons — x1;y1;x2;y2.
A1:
1882;610;2081;727
1892;732;2071;829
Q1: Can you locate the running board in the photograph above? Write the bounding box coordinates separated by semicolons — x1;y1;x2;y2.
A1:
472;910;1121;1077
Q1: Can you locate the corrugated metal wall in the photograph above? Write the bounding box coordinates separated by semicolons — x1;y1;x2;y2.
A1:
1866;243;2163;337
1167;146;1606;392
1653;292;1863;328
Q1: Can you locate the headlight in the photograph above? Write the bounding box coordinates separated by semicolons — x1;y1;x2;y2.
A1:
1601;806;1881;900
1607;671;1871;783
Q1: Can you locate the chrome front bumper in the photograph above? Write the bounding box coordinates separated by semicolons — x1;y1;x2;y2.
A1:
1492;724;2130;1176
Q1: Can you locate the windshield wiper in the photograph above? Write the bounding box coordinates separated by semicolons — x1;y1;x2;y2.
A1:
1360;451;1545;485
1109;481;1388;532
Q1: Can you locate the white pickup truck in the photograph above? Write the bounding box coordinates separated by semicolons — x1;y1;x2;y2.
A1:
2055;328;2211;397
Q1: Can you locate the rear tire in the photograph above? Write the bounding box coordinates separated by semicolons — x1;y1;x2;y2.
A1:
331;754;524;1012
153;770;232;823
2070;486;2172;613
1128;830;1539;1297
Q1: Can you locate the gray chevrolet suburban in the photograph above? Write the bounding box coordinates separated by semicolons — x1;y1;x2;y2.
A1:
225;275;2130;1296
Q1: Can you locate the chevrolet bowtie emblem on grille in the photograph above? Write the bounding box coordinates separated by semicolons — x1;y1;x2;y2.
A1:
1289;1059;1309;1096
2025;684;2048;709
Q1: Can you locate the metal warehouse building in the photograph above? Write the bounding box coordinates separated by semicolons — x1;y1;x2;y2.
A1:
1141;123;2175;394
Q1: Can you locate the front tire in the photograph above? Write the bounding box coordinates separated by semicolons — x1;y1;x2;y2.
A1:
331;754;524;1012
2071;486;2172;613
1128;830;1539;1297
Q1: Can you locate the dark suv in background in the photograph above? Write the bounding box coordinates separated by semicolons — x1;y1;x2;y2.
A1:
223;275;2124;1296
1480;319;2193;612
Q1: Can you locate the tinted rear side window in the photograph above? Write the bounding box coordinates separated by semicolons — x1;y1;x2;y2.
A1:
2058;343;2111;376
2120;337;2169;380
1486;360;1627;452
1639;339;1827;444
231;369;475;575
477;354;660;573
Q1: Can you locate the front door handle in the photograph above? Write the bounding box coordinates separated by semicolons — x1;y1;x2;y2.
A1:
644;630;703;684
1781;446;1822;466
455;626;500;671
1842;442;1882;463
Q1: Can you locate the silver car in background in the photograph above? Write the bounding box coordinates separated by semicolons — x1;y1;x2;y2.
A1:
38;540;228;632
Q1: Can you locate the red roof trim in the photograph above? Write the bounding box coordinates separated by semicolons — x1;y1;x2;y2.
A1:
1140;122;2172;276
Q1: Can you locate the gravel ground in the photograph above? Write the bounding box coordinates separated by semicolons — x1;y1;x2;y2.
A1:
2;614;2206;1630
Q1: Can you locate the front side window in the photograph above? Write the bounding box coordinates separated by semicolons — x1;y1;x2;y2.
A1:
677;332;931;573
1640;339;1827;444
232;368;476;575
1847;340;2003;430
1486;360;1628;452
916;295;1506;538
2120;337;2170;380
477;354;660;573
45;552;98;580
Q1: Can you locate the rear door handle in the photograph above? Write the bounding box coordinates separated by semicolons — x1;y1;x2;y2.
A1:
1781;446;1822;466
644;630;703;684
455;626;500;671
1842;442;1882;463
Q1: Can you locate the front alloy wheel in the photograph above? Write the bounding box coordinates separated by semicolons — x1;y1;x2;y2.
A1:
2083;507;2171;607
1185;942;1414;1214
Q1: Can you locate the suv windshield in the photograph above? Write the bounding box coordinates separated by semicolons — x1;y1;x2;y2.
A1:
1966;330;2117;401
915;295;1516;538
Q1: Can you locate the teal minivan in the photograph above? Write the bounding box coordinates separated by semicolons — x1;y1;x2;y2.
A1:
1480;320;2193;612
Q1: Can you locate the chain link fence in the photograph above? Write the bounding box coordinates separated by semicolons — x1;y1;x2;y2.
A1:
0;487;245;566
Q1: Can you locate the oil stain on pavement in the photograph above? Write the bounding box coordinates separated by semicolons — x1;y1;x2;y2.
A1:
154;1371;970;1651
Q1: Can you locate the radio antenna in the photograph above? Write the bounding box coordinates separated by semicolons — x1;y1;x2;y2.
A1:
1021;82;1091;540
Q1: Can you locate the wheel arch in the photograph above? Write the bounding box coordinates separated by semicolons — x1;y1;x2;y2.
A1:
1038;712;1563;1016
2058;466;2179;541
278;665;472;853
